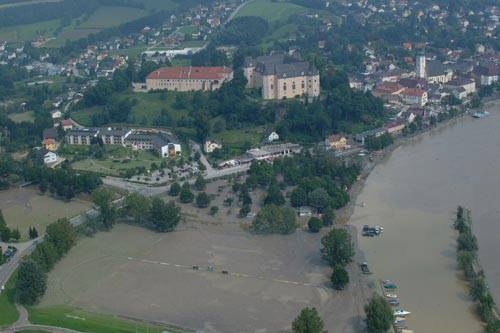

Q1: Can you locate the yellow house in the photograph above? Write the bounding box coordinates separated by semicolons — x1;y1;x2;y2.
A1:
326;134;347;150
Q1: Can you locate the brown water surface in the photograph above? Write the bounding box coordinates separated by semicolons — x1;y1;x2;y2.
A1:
351;100;500;332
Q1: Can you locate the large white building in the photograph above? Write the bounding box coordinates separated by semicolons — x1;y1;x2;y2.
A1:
145;66;233;92
416;54;426;79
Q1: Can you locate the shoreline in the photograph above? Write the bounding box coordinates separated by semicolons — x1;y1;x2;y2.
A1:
339;97;500;330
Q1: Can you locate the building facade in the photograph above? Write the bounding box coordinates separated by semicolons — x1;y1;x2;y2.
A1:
145;66;233;92
244;55;320;100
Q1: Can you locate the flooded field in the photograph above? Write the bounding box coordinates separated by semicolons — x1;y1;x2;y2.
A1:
351;100;500;332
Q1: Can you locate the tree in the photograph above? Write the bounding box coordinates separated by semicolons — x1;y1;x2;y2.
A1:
322;207;336;226
179;182;194;203
239;204;251;218
250;205;297;235
30;240;58;272
169;182;181;196
291;187;308;207
16;260;47;305
308;188;331;212
195;192;211;208
308;217;323;233
486;319;500;333
10;228;20;241
150;198;181;232
45;218;76;257
264;182;285;206
125;193;150;224
209;206;219;215
320;228;354;267
365;295;394;333
292;307;324;333
28;226;39;239
194;175;206;191
92;188;116;229
331;265;349;290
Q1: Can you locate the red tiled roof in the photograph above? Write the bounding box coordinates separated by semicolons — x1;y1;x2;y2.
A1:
146;66;233;80
403;87;426;97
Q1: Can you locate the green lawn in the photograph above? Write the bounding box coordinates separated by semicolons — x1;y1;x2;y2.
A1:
213;126;265;151
234;0;306;22
71;90;188;127
15;330;50;333
7;111;35;123
136;0;176;10
27;305;189;333
0;0;62;10
0;272;19;329
70;145;165;176
178;25;199;35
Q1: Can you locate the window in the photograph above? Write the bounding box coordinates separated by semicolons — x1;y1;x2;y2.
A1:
292;82;296;90
283;83;287;91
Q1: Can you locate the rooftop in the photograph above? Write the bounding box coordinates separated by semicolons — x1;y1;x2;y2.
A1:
146;66;233;80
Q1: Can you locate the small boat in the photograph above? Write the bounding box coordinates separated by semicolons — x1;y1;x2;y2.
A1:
385;293;398;299
388;299;400;306
383;280;398;289
472;110;490;119
394;309;411;317
360;262;372;274
394;317;407;327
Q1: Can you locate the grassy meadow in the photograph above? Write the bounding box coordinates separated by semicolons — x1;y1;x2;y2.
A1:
234;0;306;22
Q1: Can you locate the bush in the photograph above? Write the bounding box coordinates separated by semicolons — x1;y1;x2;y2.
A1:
320;228;354;267
209;206;219;215
365;295;393;333
308;217;323;233
196;192;211;208
169;182;181;196
292;307;324;333
179;182;194;203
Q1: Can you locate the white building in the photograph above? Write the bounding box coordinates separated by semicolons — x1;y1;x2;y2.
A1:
266;131;279;143
204;140;222;153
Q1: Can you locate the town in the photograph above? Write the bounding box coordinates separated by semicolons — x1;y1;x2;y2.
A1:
0;0;499;333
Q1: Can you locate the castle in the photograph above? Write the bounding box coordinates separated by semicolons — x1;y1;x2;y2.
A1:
243;54;320;100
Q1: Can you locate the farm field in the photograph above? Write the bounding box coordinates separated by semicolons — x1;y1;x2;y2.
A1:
0;0;61;9
234;0;307;22
46;6;148;47
0;19;59;42
0;187;91;240
38;179;370;332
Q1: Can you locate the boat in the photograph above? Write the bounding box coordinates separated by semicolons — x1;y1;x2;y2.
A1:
360;262;372;274
472;110;490;119
383;280;398;289
394;309;411;317
394;317;407;328
388;299;400;306
385;293;398;299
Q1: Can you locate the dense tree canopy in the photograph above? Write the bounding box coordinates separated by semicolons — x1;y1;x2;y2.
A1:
250;205;297;235
292;307;324;333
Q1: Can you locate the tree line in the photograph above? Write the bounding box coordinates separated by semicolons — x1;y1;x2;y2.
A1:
454;206;500;333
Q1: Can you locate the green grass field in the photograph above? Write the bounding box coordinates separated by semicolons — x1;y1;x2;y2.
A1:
7;111;35;123
0;0;61;10
234;0;306;22
28;305;189;333
15;330;50;333
71;90;187;127
0;19;59;42
70;145;164;176
136;0;176;10
0;272;19;329
213;126;266;152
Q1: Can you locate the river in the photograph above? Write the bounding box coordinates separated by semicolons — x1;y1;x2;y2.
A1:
350;99;500;332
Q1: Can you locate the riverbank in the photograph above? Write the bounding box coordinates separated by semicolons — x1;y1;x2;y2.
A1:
342;97;500;332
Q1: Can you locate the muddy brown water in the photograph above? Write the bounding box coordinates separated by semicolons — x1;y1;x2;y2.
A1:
350;100;500;332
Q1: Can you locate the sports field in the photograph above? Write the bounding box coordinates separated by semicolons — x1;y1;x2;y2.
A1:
39;193;370;332
0;187;91;240
234;0;306;22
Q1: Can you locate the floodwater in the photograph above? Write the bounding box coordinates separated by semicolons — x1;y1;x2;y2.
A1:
350;99;500;332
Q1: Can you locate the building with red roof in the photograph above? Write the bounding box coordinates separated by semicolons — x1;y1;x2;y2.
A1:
145;66;233;92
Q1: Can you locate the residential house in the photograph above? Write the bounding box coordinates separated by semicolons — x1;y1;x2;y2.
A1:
325;134;348;150
60;119;74;131
266;131;279;143
372;82;405;103
204;140;222;153
246;143;302;161
445;78;476;96
384;121;406;134
401;88;428;106
355;128;387;144
474;63;499;86
100;128;132;145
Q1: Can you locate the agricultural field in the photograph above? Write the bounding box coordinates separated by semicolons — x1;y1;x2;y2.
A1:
0;0;62;10
0;19;59;42
136;0;176;11
234;0;307;22
0;187;91;241
47;6;149;47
